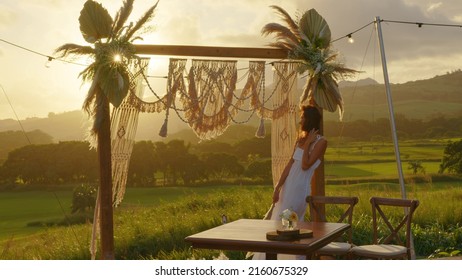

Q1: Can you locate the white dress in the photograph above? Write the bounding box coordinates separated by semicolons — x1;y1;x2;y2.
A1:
252;136;322;260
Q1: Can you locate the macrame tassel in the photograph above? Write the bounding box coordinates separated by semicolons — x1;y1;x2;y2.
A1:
159;118;168;137
255;118;265;138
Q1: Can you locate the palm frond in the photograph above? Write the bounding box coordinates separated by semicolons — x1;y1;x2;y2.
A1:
97;66;130;107
79;0;113;43
301;76;319;107
269;5;300;39
261;23;299;46
322;75;344;119
299;9;331;48
112;0;134;37
54;43;95;58
125;0;159;40
82;66;102;118
267;42;295;52
313;79;337;113
78;64;94;83
300;77;313;105
91;88;108;136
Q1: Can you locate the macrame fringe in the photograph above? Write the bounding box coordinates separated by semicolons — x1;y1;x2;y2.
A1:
159;118;168;137
255;118;265;138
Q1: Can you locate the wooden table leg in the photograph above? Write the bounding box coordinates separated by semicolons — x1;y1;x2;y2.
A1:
266;253;277;260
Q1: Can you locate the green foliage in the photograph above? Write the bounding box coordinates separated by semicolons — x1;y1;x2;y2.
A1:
324;114;462;141
201;153;244;180
408;160;426;175
245;160;272;180
71;184;97;214
439;139;462;174
428;247;462;259
128;141;158;187
1;141;98;184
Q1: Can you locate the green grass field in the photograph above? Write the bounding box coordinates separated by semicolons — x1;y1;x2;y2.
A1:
0;190;72;239
0;138;461;259
1;181;461;259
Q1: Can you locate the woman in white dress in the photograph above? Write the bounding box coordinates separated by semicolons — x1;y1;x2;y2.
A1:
253;105;327;260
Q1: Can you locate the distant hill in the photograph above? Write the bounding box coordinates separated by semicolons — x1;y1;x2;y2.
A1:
0;71;461;142
0;111;91;142
338;78;379;88
336;70;462;122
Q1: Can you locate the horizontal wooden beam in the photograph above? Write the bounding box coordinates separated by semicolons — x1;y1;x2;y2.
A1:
133;44;289;59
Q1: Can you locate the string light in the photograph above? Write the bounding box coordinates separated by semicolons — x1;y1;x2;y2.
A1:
44;56;53;68
347;34;355;43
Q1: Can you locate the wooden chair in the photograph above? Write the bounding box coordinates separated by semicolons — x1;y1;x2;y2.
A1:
350;197;419;260
306;195;359;259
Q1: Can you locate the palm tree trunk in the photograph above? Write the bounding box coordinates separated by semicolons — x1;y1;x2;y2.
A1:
97;95;115;259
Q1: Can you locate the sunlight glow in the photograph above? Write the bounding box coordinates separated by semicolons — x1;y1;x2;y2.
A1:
114;54;122;63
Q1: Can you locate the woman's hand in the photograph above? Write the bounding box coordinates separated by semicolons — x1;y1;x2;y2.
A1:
304;129;319;148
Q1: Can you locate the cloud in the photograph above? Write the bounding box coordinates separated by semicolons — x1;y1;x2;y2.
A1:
427;2;443;12
0;6;16;29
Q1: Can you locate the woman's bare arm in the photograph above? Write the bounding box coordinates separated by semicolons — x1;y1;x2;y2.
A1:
301;138;327;170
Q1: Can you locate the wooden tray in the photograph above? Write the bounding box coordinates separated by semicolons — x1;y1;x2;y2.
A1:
266;229;313;241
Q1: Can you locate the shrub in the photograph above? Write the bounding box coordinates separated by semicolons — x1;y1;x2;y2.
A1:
71;184;97;214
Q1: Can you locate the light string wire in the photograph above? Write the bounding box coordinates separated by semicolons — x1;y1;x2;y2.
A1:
1;17;462;73
0;38;88;67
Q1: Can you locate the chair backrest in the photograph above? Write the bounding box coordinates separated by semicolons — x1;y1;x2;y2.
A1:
306;195;359;243
370;197;419;254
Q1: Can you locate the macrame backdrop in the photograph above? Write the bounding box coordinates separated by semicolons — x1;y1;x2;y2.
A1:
113;58;300;200
270;62;299;184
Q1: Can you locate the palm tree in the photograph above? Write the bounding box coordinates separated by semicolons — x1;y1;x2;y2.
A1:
54;0;159;259
262;6;357;119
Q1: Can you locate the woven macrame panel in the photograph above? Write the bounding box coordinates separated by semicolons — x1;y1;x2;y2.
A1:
270;62;299;185
179;60;238;140
110;58;150;207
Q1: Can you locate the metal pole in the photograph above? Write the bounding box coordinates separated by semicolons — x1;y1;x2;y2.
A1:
375;17;407;200
375;16;415;259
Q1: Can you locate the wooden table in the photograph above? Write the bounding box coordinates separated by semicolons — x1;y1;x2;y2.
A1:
185;219;350;259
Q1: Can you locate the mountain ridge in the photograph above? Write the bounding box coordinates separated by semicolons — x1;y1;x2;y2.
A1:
1;71;461;142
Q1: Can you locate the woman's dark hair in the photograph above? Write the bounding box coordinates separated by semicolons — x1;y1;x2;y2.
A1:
301;106;321;132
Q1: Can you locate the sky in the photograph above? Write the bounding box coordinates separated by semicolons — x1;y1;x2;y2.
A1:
0;0;461;120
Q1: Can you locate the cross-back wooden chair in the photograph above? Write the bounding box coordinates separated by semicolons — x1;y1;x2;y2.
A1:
350;196;419;260
306;195;359;259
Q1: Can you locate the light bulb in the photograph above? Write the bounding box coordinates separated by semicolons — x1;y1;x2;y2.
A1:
347;34;354;44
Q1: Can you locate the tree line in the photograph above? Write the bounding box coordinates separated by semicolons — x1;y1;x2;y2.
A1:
0;138;272;187
324;113;462;140
1;114;460;187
